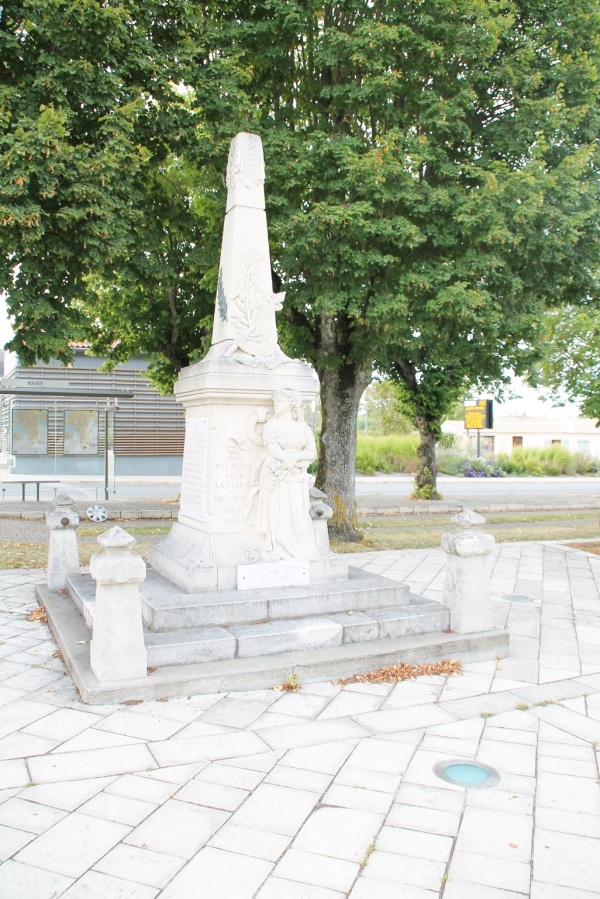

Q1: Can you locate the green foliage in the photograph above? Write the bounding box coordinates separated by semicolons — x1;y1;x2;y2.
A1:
409;483;442;502
365;0;600;492
0;0;248;382
359;380;413;436
497;446;598;476
355;434;419;475
533;306;600;420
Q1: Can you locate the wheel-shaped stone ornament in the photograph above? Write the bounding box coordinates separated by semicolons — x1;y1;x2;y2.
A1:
87;505;108;522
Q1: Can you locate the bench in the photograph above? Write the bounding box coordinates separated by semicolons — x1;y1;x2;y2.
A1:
1;480;61;501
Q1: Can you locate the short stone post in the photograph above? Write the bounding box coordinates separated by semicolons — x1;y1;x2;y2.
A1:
441;509;495;634
89;526;147;683
309;486;333;555
46;494;80;592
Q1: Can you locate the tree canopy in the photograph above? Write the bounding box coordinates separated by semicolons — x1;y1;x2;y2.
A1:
534;305;600;420
2;0;599;524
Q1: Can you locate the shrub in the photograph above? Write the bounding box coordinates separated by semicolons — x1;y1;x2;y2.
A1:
355;434;419;474
496;445;596;476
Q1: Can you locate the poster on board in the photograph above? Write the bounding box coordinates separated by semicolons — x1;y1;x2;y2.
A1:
12;410;48;455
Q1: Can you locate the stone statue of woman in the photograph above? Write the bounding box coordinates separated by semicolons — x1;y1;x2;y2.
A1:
244;388;317;560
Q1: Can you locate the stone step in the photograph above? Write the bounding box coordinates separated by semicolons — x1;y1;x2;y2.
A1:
144;599;449;667
37;582;509;704
68;566;410;632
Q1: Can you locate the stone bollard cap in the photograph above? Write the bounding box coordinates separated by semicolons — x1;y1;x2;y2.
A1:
97;525;137;549
53;493;76;507
452;509;486;528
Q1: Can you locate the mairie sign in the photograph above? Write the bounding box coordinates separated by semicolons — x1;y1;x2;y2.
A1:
464;399;493;430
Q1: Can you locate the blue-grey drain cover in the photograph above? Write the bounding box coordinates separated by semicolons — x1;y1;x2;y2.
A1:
433;759;500;789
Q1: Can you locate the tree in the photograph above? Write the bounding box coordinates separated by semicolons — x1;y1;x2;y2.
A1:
365;0;600;496
359;379;413;436
212;0;600;524
533;305;600;420
3;1;600;531
81;156;223;393
0;0;246;373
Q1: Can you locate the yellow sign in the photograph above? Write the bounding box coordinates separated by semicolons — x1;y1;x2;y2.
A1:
464;399;491;430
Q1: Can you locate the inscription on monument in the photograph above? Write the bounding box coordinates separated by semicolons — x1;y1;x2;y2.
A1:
211;459;253;526
179;417;209;522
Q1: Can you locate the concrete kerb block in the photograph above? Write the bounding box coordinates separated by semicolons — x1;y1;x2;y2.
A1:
89;525;148;684
441;509;496;635
45;493;80;592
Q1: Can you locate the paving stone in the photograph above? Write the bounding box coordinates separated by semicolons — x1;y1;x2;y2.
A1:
274;848;358;892
264;764;332;792
195;762;265;791
57;870;158;898
125;800;228;858
533;828;600;893
0;860;73;899
448;849;531;893
104;774;179;805
14;812;130;877
0;759;30;789
209;823;290;862
149;730;269;766
349;878;438;898
174;778;248;811
28;744;157;784
354;702;455;734
293;806;383;862
94;710;187;741
333;766;401;794
530;882;600;898
376;826;453;861
229;783;319;836
159;847;273;899
387;803;460;836
345;738;416;775
323;784;393;815
257;717;369;751
256;877;344;898
443;882;533;898
361;849;446;892
0;823;35;860
93;844;185;889
21;776;117;812
0;797;66;834
536;771;600;815
23;707;101;741
454;806;533;863
78;792;158;826
282;741;356;775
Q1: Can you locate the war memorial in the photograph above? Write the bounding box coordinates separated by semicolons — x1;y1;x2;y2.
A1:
36;133;508;703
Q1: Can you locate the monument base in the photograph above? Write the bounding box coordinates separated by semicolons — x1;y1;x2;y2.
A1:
149;521;349;593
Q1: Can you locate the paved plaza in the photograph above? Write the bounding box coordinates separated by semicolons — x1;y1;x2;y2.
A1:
1;540;600;897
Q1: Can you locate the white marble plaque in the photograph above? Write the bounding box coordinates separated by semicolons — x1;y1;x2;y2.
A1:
179;417;209;522
237;560;310;590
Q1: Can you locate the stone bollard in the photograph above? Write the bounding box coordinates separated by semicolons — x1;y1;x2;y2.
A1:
441;509;495;634
309;486;334;555
46;494;80;592
89;526;147;684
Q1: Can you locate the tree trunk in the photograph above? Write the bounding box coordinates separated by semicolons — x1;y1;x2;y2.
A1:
413;416;442;500
316;363;371;541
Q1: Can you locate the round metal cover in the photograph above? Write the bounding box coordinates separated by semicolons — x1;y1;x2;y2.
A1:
433;759;500;789
87;505;108;522
503;593;533;603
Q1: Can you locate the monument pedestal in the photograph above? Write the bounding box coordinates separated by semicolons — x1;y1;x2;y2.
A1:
149;355;348;592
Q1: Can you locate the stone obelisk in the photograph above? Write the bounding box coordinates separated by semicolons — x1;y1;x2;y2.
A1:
149;133;345;593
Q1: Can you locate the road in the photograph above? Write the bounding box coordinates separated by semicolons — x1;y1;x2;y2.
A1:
356;475;600;507
0;473;598;507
